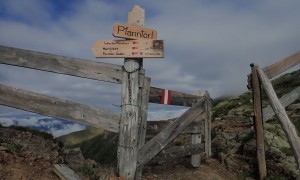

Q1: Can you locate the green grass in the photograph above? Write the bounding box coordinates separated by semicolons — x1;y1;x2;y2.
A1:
5;143;21;155
57;127;119;165
74;164;95;176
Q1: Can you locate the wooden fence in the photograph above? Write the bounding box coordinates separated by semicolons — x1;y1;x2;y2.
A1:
248;51;300;180
0;44;211;179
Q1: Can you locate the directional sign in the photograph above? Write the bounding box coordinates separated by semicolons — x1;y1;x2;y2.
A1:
113;23;157;40
92;39;164;58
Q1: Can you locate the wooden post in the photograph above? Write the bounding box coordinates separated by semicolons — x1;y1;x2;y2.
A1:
251;64;267;179
135;77;150;180
118;5;144;180
257;67;300;169
204;91;212;157
191;90;202;167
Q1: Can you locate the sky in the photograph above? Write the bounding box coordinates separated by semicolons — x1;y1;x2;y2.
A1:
0;0;300;136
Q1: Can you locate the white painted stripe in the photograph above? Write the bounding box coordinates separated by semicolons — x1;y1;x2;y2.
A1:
164;89;169;104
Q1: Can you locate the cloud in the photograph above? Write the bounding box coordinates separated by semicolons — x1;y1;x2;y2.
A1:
0;113;87;138
148;106;188;121
0;118;16;127
0;0;300;124
49;123;87;137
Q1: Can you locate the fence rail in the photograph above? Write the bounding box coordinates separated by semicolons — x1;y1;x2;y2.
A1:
262;51;300;79
0;43;211;179
249;50;300;179
0;83;120;132
0;45;200;107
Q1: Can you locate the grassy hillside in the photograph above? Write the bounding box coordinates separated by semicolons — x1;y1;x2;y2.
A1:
212;69;300;123
57;127;118;165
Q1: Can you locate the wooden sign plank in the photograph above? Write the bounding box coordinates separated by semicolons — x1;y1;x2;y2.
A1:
92;39;164;58
113;23;157;40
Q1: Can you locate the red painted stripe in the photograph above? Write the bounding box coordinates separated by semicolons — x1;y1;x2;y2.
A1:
161;89;171;105
161;89;165;104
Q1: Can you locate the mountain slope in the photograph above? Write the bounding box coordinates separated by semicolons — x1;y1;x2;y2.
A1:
58;69;300;179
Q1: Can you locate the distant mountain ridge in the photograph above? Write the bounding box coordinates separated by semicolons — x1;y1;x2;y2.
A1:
0;114;87;137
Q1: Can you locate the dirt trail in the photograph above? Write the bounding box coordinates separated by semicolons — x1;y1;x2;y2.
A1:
143;158;238;180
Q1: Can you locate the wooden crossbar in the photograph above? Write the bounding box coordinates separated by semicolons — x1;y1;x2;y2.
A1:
0;83;120;132
0;45;201;107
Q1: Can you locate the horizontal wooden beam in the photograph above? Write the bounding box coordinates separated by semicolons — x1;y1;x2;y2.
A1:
262;51;300;79
149;87;202;107
151;143;204;162
0;45;202;107
146;120;203;138
263;86;300;122
138;97;206;167
0;45;123;84
0;84;120;133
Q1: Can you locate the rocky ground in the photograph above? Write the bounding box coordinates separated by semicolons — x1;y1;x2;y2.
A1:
0;125;240;180
0;126;115;179
1;117;300;179
212;117;299;179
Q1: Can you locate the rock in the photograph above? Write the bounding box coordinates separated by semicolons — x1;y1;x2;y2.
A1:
0;146;9;151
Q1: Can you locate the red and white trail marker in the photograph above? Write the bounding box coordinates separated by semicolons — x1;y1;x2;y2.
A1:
161;89;171;105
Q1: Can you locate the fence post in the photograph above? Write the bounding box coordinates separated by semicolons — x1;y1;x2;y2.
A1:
191;90;202;167
118;5;144;180
250;63;267;180
204;91;212;157
257;67;300;170
135;77;151;179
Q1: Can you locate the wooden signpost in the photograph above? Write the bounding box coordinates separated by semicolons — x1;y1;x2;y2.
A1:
92;39;164;58
113;23;157;40
92;5;164;180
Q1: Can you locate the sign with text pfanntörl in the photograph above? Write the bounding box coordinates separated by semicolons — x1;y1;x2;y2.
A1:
92;39;164;58
112;23;157;40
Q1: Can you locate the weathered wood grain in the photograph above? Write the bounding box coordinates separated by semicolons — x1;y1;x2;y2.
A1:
135;77;150;180
0;45;200;108
262;51;300;79
118;58;141;180
251;64;267;179
257;68;300;169
118;5;144;180
146;120;202;138
152;143;204;162
191;91;202;167
53;164;81;180
138;96;206;167
204;91;212;157
0;45;123;84
0;84;120;133
263;86;300;122
149;87;202;107
191;134;202;167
